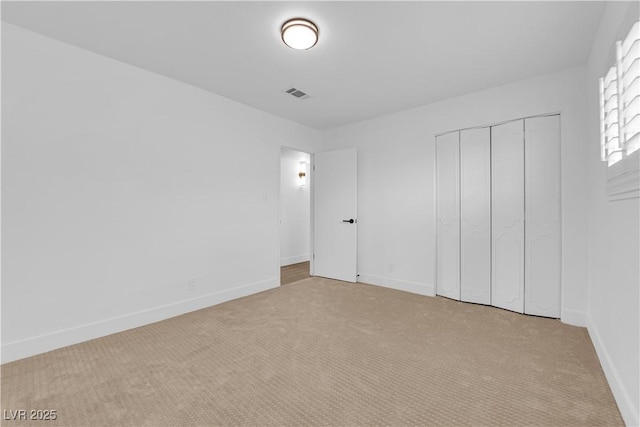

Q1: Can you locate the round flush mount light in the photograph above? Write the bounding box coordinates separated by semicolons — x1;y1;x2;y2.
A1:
281;18;318;50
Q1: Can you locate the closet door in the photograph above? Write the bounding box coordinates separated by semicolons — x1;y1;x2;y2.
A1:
491;120;525;313
436;132;460;300
525;115;561;317
460;127;491;305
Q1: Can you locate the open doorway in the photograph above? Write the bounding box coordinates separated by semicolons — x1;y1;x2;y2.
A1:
279;147;312;285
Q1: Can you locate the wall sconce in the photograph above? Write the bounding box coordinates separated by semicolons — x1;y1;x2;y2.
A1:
298;162;307;187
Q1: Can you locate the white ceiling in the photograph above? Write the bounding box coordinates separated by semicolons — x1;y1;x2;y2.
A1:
2;1;606;130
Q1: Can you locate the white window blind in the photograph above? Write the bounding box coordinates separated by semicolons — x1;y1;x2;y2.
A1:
599;21;640;166
619;21;640;156
599;20;640;201
599;66;621;165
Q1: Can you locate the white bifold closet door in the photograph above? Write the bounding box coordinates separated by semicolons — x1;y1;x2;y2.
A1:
524;115;561;317
460;127;491;305
436;132;460;300
491;120;525;313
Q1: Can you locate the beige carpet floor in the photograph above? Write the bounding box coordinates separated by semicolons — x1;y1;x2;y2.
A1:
1;277;622;426
281;261;311;285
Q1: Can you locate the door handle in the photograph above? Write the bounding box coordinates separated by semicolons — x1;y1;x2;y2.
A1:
342;219;355;224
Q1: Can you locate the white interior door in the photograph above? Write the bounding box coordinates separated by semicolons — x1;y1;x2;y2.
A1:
491;120;525;313
313;148;357;282
525;115;561;317
460;127;491;305
436;132;460;300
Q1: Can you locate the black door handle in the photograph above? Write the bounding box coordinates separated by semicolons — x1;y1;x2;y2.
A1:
342;219;355;224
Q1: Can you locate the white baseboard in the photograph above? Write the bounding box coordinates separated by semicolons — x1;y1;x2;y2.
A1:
561;309;586;326
357;273;435;297
280;254;310;267
1;278;279;364
586;316;639;427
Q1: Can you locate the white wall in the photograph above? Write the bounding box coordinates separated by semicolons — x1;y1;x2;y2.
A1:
280;148;310;266
585;3;639;425
323;66;590;322
3;16;637;423
1;23;322;362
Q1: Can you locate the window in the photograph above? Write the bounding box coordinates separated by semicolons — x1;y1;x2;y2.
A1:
619;22;640;157
599;20;640;200
599;66;621;166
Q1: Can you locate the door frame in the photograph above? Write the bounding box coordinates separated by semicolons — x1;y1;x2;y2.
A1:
277;145;315;285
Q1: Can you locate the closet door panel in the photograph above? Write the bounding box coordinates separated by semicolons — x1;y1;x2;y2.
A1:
460;127;491;305
436;132;460;300
525;115;561;318
491;120;525;313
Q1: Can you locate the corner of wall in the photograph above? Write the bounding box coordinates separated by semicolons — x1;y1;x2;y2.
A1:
561;309;586;327
586;315;639;427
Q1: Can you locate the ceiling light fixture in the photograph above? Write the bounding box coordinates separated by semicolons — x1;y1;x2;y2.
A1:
281;18;318;50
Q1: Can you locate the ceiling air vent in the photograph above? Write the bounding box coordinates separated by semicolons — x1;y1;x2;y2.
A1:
284;87;309;99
